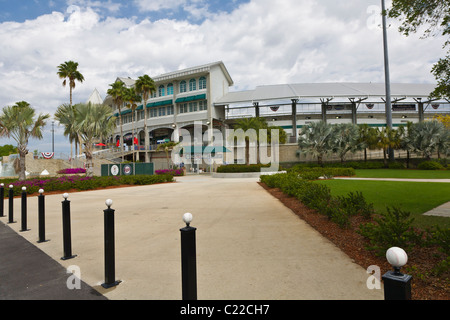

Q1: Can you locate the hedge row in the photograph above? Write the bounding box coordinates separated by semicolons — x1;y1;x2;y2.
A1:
260;172;372;228
0;174;174;198
216;164;272;173
260;172;449;274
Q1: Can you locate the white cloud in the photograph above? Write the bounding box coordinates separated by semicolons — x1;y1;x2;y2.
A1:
0;0;446;155
133;0;186;12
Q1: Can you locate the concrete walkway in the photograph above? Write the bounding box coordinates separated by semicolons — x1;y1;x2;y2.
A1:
1;175;384;300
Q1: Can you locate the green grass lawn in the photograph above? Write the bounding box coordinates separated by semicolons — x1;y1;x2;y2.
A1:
317;179;450;229
354;169;450;179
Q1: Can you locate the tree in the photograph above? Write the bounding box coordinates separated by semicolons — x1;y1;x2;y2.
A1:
434;114;450;129
388;0;450;99
0;144;18;157
54;103;80;161
358;124;380;162
157;141;180;169
57;61;85;159
233;117;273;165
107;81;126;161
377;127;402;167
331;123;364;163
70;103;116;177
123;87;141;162
0;102;50;180
297;121;333;166
430;56;450;99
135;75;156;163
397;122;415;168
408;120;450;159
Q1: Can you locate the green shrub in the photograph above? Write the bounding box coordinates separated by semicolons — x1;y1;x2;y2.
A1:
425;226;450;275
261;172;373;229
330;206;351;228
388;162;405;169
217;164;271;173
358;207;423;256
337;191;374;219
1;175;173;198
418;161;445;170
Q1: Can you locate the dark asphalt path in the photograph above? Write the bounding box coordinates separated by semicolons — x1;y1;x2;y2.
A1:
0;221;106;300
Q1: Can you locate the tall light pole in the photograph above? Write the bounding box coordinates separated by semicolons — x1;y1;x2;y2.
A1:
381;0;394;161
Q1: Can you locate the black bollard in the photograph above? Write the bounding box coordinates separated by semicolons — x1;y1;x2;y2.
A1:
20;187;29;232
61;193;76;260
8;185;15;224
102;199;120;289
180;213;197;300
382;247;412;300
37;189;48;243
0;183;4;217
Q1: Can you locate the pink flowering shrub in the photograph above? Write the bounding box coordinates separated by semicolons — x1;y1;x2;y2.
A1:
57;168;86;174
155;169;184;176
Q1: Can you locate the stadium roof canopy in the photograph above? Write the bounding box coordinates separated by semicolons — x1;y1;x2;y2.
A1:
215;83;440;105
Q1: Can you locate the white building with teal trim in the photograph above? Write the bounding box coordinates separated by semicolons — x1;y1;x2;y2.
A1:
104;61;449;161
104;61;233;155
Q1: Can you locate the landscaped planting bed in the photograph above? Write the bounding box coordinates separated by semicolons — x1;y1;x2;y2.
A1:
260;172;449;300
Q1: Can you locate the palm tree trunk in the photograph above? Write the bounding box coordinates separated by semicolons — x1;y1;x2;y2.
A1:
318;154;323;166
406;150;410;168
144;100;150;163
18;149;26;181
85;147;94;177
132;109;136;163
245;139;250;165
118;105;124;162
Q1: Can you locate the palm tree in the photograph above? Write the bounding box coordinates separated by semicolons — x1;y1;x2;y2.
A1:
107;81;126;161
233;117;268;165
358;124;380;162
0;102;50;180
297;121;333;166
377;127;401;167
135;75;156;163
71;103;116;177
57;61;84;159
397;122;414;168
157;141;180;169
332;123;364;163
54;103;80;163
123;87;141;162
408;120;450;160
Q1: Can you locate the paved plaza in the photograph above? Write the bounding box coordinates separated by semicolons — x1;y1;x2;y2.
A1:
1;175;387;300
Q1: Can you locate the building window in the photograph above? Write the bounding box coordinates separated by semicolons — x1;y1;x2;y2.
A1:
159;85;165;97
179;103;188;114
159;107;166;117
199;100;207;111
149;108;158;118
138;110;144;121
199;77;207;90
180;81;187;93
189;79;196;91
189;102;198;112
167;105;174;115
167;83;174;95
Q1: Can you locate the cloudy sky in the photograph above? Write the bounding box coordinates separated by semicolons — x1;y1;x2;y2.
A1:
0;0;446;157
